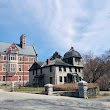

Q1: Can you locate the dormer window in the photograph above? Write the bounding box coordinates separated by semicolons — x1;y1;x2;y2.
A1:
75;58;80;65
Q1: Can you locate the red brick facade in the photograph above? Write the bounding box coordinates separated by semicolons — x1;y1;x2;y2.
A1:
0;35;37;85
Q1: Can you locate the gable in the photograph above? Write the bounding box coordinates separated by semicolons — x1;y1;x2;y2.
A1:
7;43;19;52
29;62;42;71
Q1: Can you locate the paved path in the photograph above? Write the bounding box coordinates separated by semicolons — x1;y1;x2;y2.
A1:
0;89;110;110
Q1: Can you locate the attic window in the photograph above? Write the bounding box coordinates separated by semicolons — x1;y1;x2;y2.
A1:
12;47;15;50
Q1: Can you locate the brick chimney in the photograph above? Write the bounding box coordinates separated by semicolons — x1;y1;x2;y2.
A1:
46;59;50;65
20;34;26;49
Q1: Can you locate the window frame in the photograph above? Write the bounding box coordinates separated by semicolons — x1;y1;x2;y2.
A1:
50;77;53;84
59;66;62;72
4;56;6;60
64;76;67;83
2;76;6;81
59;76;62;82
63;67;66;72
50;66;52;72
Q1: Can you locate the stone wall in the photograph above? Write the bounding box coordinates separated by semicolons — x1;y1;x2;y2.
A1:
53;82;99;98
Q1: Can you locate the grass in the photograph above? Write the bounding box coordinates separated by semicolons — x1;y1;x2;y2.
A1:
14;87;45;93
0;85;45;93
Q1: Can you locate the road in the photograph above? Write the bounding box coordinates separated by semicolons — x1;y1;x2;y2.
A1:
0;89;110;110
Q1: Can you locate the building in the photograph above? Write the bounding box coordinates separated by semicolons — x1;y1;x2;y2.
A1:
0;34;37;85
29;47;83;87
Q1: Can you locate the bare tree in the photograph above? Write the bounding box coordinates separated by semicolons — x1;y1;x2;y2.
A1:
83;54;105;83
83;51;110;90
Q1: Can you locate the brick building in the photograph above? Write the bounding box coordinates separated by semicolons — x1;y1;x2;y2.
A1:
0;34;37;85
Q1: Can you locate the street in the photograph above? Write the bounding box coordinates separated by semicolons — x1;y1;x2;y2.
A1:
0;89;110;110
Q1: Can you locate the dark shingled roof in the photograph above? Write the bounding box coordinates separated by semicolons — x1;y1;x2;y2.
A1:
63;47;82;59
0;42;37;56
29;62;44;71
42;58;73;67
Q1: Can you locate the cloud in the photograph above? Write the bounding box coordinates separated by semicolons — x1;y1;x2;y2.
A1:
0;0;110;59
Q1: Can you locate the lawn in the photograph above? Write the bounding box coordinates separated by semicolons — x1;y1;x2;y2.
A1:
0;85;45;93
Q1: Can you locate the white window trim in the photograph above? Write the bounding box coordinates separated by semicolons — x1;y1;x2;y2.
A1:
2;64;6;72
18;76;22;81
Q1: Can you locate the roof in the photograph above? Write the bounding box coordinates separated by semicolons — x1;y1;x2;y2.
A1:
42;58;73;67
63;47;82;59
29;62;44;71
0;42;37;56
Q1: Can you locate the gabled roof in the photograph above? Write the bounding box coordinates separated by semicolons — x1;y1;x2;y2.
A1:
0;42;37;56
29;62;44;71
42;58;73;67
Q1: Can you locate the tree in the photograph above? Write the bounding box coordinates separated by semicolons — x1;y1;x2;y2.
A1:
83;54;105;83
83;51;110;90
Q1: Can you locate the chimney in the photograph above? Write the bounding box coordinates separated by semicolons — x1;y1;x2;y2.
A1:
46;59;50;65
20;34;26;49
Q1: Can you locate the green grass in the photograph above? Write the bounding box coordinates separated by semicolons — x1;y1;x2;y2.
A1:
0;86;45;93
14;87;45;93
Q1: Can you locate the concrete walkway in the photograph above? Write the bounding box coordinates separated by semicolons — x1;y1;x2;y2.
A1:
0;89;110;110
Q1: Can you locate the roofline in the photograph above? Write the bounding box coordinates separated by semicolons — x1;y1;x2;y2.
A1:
29;64;84;71
63;56;82;59
32;46;38;56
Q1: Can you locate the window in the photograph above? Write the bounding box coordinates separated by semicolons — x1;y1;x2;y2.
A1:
59;76;62;82
8;54;16;60
79;77;82;81
36;70;37;75
2;76;6;81
18;76;22;81
33;70;34;75
75;58;80;65
50;66;52;72
19;65;22;71
4;56;6;60
75;67;77;72
3;64;6;71
12;47;15;50
63;67;66;72
11;64;16;72
59;66;62;71
64;76;67;83
28;57;33;61
19;57;22;61
50;77;53;84
69;67;72;72
41;68;42;74
78;68;80;72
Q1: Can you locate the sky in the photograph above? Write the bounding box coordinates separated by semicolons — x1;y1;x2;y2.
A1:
0;0;110;61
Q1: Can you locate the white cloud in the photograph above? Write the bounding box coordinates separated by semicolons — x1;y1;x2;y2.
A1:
1;0;110;56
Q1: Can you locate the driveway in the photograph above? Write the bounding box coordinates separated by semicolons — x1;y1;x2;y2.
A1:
0;89;110;110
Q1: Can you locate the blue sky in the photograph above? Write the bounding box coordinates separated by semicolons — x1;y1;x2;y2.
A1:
0;0;110;61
